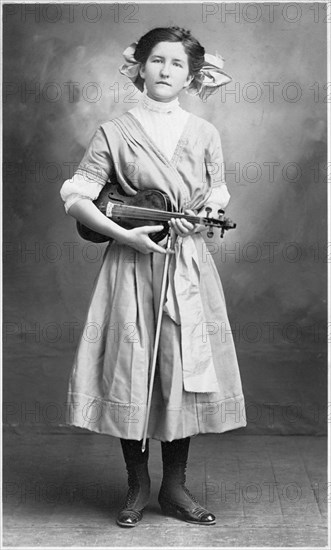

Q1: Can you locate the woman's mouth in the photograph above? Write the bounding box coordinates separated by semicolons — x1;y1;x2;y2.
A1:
156;81;171;86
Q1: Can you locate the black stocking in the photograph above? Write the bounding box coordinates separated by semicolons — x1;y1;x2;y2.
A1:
120;438;149;465
161;437;190;465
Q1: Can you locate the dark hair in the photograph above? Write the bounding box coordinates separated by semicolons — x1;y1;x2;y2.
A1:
134;26;205;77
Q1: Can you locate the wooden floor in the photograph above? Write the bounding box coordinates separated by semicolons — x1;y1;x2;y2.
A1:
2;431;328;548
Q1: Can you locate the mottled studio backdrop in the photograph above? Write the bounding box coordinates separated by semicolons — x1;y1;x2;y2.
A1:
3;3;327;434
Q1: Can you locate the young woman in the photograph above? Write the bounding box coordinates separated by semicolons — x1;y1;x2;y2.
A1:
60;26;246;527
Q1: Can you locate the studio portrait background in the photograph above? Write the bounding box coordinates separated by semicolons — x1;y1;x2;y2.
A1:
3;2;327;435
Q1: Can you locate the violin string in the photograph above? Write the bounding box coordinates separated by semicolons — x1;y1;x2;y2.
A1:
111;205;221;226
114;205;199;222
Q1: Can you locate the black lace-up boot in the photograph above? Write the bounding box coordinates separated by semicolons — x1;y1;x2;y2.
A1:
158;437;216;525
116;439;151;528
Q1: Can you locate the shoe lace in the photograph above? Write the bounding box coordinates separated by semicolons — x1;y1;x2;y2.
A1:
179;464;201;505
182;484;200;504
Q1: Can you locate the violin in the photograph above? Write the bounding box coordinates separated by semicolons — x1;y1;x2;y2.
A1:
76;180;236;243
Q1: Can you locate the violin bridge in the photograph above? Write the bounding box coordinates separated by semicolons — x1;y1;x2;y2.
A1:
106;202;114;218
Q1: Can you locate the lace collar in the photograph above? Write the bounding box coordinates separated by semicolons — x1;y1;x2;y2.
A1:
141;89;180;114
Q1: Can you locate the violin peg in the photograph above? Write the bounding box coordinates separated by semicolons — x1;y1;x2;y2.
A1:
205;206;212;218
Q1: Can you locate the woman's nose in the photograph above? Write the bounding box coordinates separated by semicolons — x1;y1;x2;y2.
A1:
160;63;170;77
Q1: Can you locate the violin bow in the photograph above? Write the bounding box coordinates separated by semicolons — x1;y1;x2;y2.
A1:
141;230;174;452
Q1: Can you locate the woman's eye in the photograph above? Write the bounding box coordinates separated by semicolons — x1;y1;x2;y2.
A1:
173;63;183;68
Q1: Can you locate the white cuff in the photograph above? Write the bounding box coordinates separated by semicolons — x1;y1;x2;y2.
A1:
206;184;230;209
63;194;92;214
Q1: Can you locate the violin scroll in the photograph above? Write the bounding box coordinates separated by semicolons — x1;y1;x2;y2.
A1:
203;207;236;239
220;217;236;238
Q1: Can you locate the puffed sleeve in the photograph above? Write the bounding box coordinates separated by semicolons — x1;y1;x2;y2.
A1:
204;126;230;209
60;126;113;213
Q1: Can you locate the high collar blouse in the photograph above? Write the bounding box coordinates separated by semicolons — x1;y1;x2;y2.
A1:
128;90;190;161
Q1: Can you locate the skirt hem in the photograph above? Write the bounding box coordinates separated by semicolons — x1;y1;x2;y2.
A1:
65;390;247;441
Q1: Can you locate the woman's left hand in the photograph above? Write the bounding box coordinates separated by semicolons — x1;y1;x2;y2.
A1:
169;209;206;238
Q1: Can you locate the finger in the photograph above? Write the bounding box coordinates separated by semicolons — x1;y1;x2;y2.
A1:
169;219;183;234
193;225;205;234
176;218;194;231
171;218;185;228
181;218;194;230
150;242;174;254
170;220;188;236
145;225;164;234
184;209;199;228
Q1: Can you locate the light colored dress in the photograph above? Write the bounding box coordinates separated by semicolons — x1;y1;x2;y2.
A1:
60;92;246;441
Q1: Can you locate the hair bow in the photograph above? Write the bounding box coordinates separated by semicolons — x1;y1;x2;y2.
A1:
188;53;232;101
119;43;145;92
119;43;232;101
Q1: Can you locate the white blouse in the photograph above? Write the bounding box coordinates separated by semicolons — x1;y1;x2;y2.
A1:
60;90;230;213
128;91;190;161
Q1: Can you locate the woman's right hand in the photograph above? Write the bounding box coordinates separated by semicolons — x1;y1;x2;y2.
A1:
124;225;173;255
67;199;172;255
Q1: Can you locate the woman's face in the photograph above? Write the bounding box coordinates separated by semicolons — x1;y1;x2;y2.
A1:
139;41;193;102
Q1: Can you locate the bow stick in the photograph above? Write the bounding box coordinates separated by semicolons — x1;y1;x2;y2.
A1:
141;230;174;452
